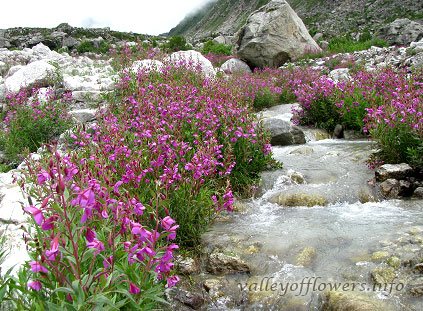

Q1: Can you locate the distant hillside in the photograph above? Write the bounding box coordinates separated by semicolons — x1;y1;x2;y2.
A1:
168;0;271;39
169;0;423;41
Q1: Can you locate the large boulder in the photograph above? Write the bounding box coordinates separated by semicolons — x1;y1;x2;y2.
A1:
220;58;252;74
379;19;423;46
236;0;321;68
166;50;215;78
4;60;56;93
262;118;305;146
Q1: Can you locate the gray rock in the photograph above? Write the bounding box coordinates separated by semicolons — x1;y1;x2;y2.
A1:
213;35;227;45
343;130;367;140
207;251;250;275
0;37;11;49
398;179;413;197
69;109;97;123
379;18;423;46
71;90;102;103
333;124;344;138
62;36;79;48
220;58;251;74
176;256;199;274
168;288;205;310
313;33;324;41
380;179;400;198
262;118;305;146
320;40;329;50
409;277;423;296
413;187;423;198
375;163;414;182
236;0;321;68
0;61;7;76
0;79;5;100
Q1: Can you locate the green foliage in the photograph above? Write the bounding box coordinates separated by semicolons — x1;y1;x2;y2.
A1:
202;40;232;56
302;97;341;132
371;124;423;166
253;87;280;110
164;36;190;52
328;35;387;53
279;88;297;104
77;40;111;54
168;184;215;247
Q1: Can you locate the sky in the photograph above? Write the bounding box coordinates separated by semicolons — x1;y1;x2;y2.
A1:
0;0;212;35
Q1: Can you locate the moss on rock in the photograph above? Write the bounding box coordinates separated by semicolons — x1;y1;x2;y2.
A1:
269;193;328;207
321;291;393;311
371;267;396;285
296;246;317;266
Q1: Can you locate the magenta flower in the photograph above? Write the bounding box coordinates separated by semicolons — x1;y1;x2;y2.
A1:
27;280;42;291
29;261;48;273
87;239;105;254
103;255;113;269
75;188;95;208
24;205;44;225
41;215;56;231
73;188;95;223
86;228;96;242
129;282;141;294
37;170;50;185
166;275;180;288
161;216;176;231
45;236;59;261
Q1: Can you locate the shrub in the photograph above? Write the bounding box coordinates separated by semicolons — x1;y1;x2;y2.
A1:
328;34;387;53
202;40;232;56
164;36;190;52
0;88;73;164
253;87;280;110
76;40;111;54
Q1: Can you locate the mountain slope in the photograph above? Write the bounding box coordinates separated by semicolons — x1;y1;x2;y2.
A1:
168;0;271;39
169;0;423;40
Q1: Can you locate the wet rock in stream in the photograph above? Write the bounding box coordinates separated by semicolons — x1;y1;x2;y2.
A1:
207;250;251;275
321;291;394;311
269;192;328;207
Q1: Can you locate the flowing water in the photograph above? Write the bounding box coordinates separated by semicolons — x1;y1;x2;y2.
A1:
200;107;423;310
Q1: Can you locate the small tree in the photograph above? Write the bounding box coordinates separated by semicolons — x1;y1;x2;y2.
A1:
165;36;189;52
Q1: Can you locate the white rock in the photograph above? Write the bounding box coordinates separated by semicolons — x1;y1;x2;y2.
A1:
0;185;27;224
166;50;216;78
63;75;100;91
6;65;23;78
0;223;29;275
0;78;5;99
220;58;252;74
131;59;164;74
329;68;350;83
5;60;56;93
410;39;423;53
36;87;54;102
